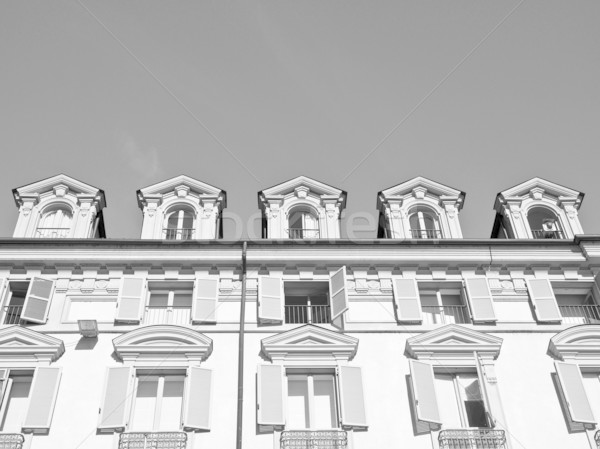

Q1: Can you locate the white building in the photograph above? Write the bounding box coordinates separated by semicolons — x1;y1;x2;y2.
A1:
0;173;599;449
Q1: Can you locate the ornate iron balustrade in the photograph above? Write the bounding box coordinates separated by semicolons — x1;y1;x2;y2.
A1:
594;429;600;448
422;305;470;325
284;305;331;324
410;229;442;239
531;229;564;239
559;305;600;324
118;432;187;449
2;305;23;325
438;429;506;449
281;430;347;449
0;434;25;449
287;228;320;239
163;228;195;240
35;227;70;238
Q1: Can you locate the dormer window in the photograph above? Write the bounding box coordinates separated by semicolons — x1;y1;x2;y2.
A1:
527;207;563;239
36;207;72;238
287;208;319;239
409;208;441;239
164;208;195;240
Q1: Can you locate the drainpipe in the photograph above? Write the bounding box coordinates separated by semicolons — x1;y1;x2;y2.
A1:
236;241;247;449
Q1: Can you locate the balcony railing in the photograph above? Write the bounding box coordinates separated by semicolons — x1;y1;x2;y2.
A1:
559;305;600;325
594;429;600;448
410;229;442;239
118;432;187;449
532;229;564;239
163;228;195;240
35;227;70;238
422;305;470;325
3;305;23;325
144;306;192;325
438;429;506;449
285;305;331;324
287;228;320;239
0;434;25;449
281;430;347;449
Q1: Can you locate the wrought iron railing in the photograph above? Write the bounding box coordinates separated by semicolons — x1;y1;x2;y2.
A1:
531;229;564;239
287;228;320;239
438;429;506;449
118;432;187;449
144;306;192;325
2;305;23;325
35;227;70;238
422;305;470;325
0;434;25;449
281;430;347;449
285;305;331;324
163;228;195;240
559;305;600;325
594;429;600;448
410;229;442;239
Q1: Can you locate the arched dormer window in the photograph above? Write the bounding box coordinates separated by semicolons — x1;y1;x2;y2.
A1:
164;208;195;240
287;208;319;239
527;207;564;239
36;206;72;238
408;207;441;239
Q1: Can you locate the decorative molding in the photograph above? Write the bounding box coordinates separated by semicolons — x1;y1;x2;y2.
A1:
549;325;600;361
0;326;64;365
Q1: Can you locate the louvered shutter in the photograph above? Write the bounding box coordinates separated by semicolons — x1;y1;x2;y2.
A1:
392;278;422;322
330;267;349;321
409;360;442;424
98;367;133;430
0;369;8;407
183;367;212;431
21;277;55;323
192;277;219;323
258;277;284;323
464;278;497;323
22;367;62;431
257;364;285;426
115;276;147;323
527;278;561;322
339;366;368;428
475;354;495;426
555;361;595;424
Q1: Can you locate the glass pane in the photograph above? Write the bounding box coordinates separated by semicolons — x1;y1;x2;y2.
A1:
289;211;303;230
167;212;180;229
1;376;33;432
148;293;169;308
458;375;488;428
313;375;337;429
434;373;462;428
287;376;309;429
173;293;192;308
157;376;184;431
130;377;158;431
409;214;420;230
181;212;194;229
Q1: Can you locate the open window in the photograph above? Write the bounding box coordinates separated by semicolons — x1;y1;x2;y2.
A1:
0;278;55;325
164;208;195;240
527;207;564;239
287;208;320;239
284;282;330;324
419;282;471;325
553;283;600;325
143;281;193;326
409;207;442;239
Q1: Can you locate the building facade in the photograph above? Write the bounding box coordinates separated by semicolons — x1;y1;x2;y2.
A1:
0;174;599;449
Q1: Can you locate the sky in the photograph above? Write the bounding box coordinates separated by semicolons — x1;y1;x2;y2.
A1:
0;1;599;239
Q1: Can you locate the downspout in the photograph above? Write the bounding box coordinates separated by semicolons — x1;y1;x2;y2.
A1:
236;241;247;449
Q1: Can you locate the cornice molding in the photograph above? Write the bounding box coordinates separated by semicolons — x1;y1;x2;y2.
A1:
549;325;600;361
0;326;65;364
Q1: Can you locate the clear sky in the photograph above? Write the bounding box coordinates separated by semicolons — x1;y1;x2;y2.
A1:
1;1;598;239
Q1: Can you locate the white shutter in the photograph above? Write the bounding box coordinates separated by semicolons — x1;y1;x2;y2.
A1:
338;366;368;428
392;278;422;322
475;354;495;426
192;277;219;323
555;361;595;424
330;267;349;321
21;277;55;323
115;276;147;323
257;364;285;427
22;367;62;431
258;277;284;323
464;278;496;323
0;278;9;324
409;360;442;424
527;278;561;322
183;367;212;431
0;369;8;408
98;367;133;430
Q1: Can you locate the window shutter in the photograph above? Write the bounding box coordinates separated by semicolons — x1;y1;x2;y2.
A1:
330;266;349;321
0;369;8;406
392;278;422;322
258;277;284;323
464;278;496;322
555;361;595;424
22;367;62;431
183;367;212;431
257;364;285;427
115;276;147;323
21;277;55;323
0;278;8;323
192;277;219;323
338;366;368;428
527;278;561;322
409;360;442;424
475;354;495;427
98;367;133;430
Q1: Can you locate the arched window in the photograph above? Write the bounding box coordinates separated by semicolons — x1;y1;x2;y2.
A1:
164;208;195;240
527;207;563;239
287;208;319;239
409;208;441;239
36;207;72;238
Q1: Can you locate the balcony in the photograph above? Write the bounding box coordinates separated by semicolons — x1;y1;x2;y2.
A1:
594;430;600;448
531;229;564;239
410;229;442;239
422;305;470;325
0;434;24;449
2;305;23;325
118;432;187;449
438;429;506;449
144;306;191;326
285;305;331;324
35;227;70;238
559;305;600;325
163;228;194;240
287;228;320;239
281;430;347;449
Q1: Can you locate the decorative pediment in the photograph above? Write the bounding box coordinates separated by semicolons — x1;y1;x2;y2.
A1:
496;177;583;206
113;325;213;365
549;325;600;362
137;175;227;207
378;176;465;207
12;173;106;206
259;176;346;200
405;325;502;363
0;326;64;364
261;325;358;362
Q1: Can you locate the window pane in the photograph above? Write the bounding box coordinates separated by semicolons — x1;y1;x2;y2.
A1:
458;375;488;428
1;375;33;432
289;212;303;230
148;293;169;308
158;376;184;431
173;293;192;308
181;212;194;229
287;376;309;429
434;373;462;428
313;375;337;429
130;377;158;431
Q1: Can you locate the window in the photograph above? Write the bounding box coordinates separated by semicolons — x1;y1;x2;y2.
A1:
434;371;489;428
0;371;33;433
286;371;338;430
287;209;319;239
409;208;441;239
284;282;330;324
527;207;564;239
36;207;72;238
419;284;470;325
164;209;195;240
144;282;193;326
0;278;55;325
555;286;600;325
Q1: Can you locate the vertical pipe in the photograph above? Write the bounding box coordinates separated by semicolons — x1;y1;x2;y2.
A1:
236;241;247;449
